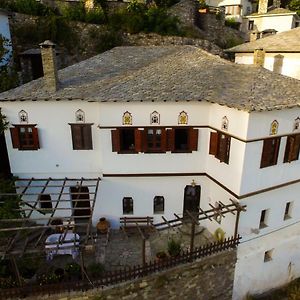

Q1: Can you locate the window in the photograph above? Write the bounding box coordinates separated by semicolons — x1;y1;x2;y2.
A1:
145;128;166;152
259;209;268;228
264;249;273;262
38;194;52;211
209;131;231;164
284;135;300;163
70;124;93;150
248;20;254;30
10;125;40;150
154;196;164;214
123;197;133;214
260;137;280;168
167;127;198;153
111;128;143;153
284;202;292;220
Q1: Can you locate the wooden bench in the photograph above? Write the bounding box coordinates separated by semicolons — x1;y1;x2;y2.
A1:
120;216;154;236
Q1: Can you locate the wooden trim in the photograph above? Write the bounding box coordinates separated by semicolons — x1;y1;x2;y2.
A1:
103;172;300;200
97;125;297;144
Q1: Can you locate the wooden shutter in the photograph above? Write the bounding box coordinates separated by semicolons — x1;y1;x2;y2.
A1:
209;131;218;155
218;134;230;163
293;135;300;161
161;128;167;152
142;129;148;152
189;128;199;151
260;138;280;168
134;129;143;152
166;128;175;152
10;127;20;149
71;125;83;150
284;136;294;163
82;125;93;150
111;129;120;152
32;127;40;149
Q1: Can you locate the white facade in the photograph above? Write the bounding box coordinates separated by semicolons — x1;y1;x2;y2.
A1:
235;52;300;80
0;10;12;66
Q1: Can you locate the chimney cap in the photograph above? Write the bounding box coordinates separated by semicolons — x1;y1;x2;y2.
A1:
39;40;56;48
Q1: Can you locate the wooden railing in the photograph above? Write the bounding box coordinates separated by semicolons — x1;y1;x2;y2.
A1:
0;235;240;298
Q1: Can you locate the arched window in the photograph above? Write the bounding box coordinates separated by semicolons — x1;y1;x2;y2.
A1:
270;120;279;135
221;116;229;131
294;117;300;131
75;109;85;123
123;111;132;125
178;111;188;125
123;197;133;214
153;196;164;214
150;111;160;125
19;110;28;124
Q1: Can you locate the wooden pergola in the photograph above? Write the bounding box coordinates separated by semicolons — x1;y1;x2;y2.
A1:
0;177;101;285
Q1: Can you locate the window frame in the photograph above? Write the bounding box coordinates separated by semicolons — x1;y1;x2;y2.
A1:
123;197;134;215
284;202;292;220
69;123;93;150
259;209;269;229
10;124;40;151
153;196;165;214
264;249;273;262
144;127;166;153
260;137;281;168
38;194;53;212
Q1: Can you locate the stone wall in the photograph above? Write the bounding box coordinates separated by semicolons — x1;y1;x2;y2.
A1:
169;0;198;28
25;250;237;300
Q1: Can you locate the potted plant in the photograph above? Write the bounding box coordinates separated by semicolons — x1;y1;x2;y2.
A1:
167;239;181;257
96;217;110;234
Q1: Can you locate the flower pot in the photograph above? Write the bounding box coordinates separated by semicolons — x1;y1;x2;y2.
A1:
97;217;110;234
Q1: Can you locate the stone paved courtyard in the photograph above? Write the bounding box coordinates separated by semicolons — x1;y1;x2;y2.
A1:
94;223;215;271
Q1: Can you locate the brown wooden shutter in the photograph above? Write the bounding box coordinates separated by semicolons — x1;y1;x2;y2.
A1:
209;132;218;155
218;134;228;163
166;128;175;152
224;135;231;164
260;138;280;168
111;129;120;152
189;128;199;151
71;125;83;150
10;127;20;149
142;129;148;152
293;134;300;161
273;137;280;165
134;129;143;152
284;136;294;163
161;128;167;152
82;125;93;150
32;127;40;149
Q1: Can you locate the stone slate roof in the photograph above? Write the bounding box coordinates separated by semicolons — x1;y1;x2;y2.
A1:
0;46;300;112
226;27;300;53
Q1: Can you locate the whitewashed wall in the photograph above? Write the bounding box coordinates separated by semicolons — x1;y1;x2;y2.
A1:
235;52;300;80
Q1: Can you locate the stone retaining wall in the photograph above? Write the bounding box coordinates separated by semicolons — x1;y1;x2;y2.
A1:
23;249;237;300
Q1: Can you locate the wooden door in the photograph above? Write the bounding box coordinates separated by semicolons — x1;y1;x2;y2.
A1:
183;185;201;218
70;186;91;220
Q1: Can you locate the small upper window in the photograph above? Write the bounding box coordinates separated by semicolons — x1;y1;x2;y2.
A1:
284;134;300;163
270;120;279;136
284;202;292;220
154;196;164;214
123;197;133;214
293;117;300;131
75;109;85;123
264;249;273;262
209;131;231;164
70;124;93;150
19;110;28;124
259;209;269;229
123;111;132;125
178;111;188;125
260;137;280;168
248;20;254;30
10;125;40;151
150;111;160;125
221;116;229;131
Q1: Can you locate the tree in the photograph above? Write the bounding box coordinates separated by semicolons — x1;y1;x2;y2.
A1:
289;0;300;15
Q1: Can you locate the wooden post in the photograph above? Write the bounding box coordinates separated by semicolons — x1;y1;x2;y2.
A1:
190;221;195;252
80;249;85;280
10;256;22;287
142;239;146;266
234;209;241;240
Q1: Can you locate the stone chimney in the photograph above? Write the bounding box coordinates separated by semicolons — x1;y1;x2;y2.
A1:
273;54;283;74
39;40;59;92
258;0;268;14
253;48;265;67
250;30;259;42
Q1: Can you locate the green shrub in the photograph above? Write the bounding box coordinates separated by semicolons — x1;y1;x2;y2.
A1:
9;0;53;16
65;262;81;278
289;0;300;16
0;277;18;288
61;3;86;22
85;6;106;24
167;239;181;257
154;0;180;8
225;18;240;30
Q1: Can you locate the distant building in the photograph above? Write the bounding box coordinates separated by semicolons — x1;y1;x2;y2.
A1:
0;9;12;66
226;27;300;80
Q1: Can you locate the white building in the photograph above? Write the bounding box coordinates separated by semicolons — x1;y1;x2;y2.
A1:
0;9;12;66
226;27;300;80
1;44;300;298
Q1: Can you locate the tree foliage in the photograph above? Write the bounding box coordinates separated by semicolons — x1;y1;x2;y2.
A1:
289;0;300;15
